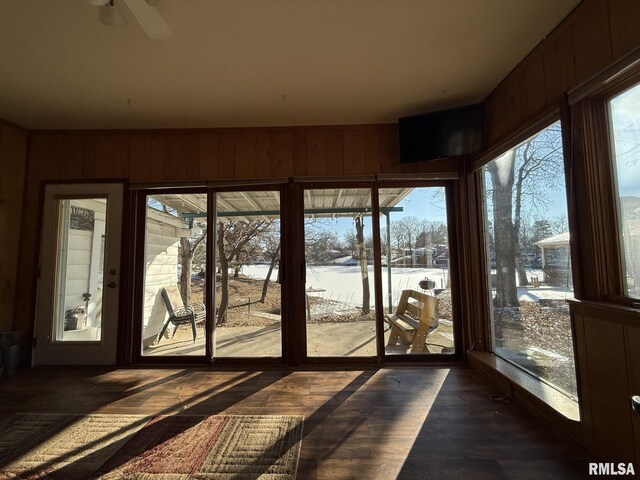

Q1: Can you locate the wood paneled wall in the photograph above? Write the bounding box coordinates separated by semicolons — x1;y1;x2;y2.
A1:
0;123;27;332
12;125;457;337
571;301;640;463
484;0;640;146
472;0;640;464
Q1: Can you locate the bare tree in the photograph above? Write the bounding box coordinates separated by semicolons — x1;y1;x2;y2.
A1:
260;224;281;303
487;150;519;307
355;216;370;314
486;122;565;306
178;226;206;304
216;219;273;326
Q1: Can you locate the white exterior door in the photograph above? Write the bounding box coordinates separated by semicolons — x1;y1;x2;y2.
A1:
34;183;123;365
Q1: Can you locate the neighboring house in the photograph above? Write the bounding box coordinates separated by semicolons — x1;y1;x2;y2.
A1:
535;232;572;287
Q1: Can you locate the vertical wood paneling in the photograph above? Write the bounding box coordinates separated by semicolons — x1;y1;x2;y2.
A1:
520;50;547;117
364;130;380;175
218;133;235;179
484;88;509;145
129;134;151;182
94;134;115;179
379;128;398;173
62;133;84;180
46;134;67;179
571;314;595;453
583;316;635;461
80;134;97;180
573;0;613;85
199;133;218;180
504;77;523;132
543;25;576;108
148;133;165;181
325;131;344;176
0;125;27;331
235;132;256;179
255;132;271;178
625;323;640;464
186;134;200;181
609;0;640;58
164;134;187;181
306;131;326;177
270;132;294;177
343;130;366;175
112;134;130;179
293;131;307;177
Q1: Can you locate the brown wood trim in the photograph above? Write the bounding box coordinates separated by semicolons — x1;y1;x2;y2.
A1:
371;184;385;361
445;181;465;359
206;191;215;360
116;183;133;366
470;111;559;172
376;170;460;181
31;124;397;136
569;299;640;324
0;116;28;131
568;45;640;105
287;181;305;365
468;351;583;440
571;98;623;299
130;189;149;363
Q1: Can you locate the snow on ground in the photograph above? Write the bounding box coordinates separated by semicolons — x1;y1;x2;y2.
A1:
242;264;574;310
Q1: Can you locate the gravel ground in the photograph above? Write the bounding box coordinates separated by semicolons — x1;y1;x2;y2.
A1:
493;301;578;398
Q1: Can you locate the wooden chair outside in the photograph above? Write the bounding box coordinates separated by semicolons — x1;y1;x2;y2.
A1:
385;289;439;354
156;285;206;344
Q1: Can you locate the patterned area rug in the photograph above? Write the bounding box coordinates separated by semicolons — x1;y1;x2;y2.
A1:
0;413;303;479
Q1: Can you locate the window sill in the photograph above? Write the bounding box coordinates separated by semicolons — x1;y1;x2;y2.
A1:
468;350;580;422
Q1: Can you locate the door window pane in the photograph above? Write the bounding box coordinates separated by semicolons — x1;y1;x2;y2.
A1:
214;191;282;358
53;198;107;342
482;120;577;398
141;193;207;357
304;188;377;357
609;82;640;298
378;187;455;355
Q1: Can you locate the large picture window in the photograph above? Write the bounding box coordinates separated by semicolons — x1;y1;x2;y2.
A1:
482;120;577;398
609;81;640;299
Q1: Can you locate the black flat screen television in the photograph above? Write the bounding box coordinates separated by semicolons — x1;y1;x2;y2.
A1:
398;103;484;163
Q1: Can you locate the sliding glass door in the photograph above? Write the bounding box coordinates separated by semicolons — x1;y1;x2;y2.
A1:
134;181;458;364
213;190;282;358
137;186;283;362
303;187;377;358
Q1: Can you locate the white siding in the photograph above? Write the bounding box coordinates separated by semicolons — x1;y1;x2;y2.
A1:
142;217;181;343
60;198;107;333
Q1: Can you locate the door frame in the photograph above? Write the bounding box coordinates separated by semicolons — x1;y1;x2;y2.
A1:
33;182;125;365
125;178;464;366
130;182;289;365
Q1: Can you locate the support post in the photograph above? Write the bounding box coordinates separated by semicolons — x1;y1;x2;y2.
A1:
385;211;393;313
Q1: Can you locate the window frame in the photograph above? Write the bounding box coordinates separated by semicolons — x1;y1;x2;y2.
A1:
573;64;640;308
471;114;580;398
598;72;640;306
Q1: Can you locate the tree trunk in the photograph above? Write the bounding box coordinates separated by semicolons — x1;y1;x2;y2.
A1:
261;241;281;303
179;237;192;304
355;217;370;314
216;223;229;326
488;152;519;307
517;257;529;287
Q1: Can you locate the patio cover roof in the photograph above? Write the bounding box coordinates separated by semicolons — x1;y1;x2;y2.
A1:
149;187;413;222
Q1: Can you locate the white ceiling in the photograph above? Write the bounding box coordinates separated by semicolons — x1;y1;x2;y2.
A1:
0;0;580;130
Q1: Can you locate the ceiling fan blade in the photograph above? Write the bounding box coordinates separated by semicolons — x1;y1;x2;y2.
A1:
121;0;171;40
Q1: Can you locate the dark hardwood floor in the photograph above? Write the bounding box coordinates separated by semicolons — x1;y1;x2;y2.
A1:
0;366;586;479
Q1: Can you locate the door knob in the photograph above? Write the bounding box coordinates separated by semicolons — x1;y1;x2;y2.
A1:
107;282;117;289
632;395;640;414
